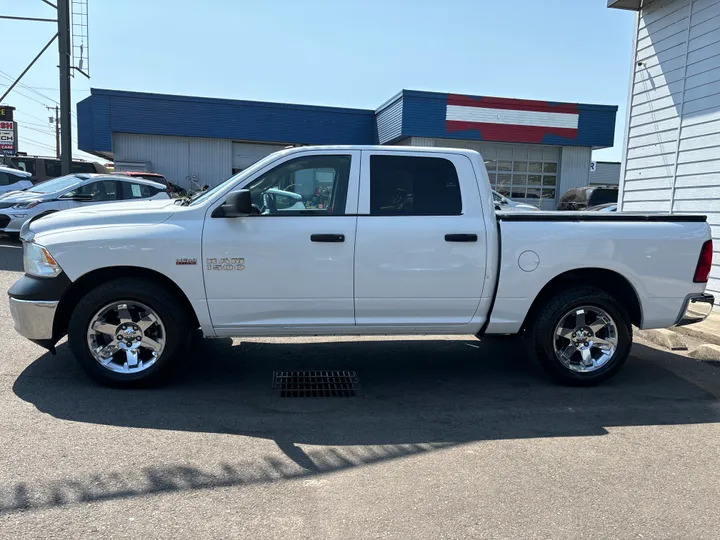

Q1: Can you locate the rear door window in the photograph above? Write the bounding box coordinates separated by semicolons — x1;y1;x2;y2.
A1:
369;155;462;216
121;182;160;199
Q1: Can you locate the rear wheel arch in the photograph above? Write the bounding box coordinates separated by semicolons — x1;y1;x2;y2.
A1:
522;268;643;330
54;266;200;340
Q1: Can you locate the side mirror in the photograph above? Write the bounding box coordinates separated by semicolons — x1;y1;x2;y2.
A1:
213;189;253;218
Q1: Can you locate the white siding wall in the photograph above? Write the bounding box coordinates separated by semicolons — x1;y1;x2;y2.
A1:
113;133;232;189
620;0;720;302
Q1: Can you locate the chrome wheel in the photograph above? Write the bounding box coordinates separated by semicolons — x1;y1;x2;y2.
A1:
86;301;166;374
553;305;618;373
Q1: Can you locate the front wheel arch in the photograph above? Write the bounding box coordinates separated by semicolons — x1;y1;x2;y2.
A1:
54;266;200;341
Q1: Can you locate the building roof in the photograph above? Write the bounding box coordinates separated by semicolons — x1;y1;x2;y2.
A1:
607;0;643;10
77;88;618;158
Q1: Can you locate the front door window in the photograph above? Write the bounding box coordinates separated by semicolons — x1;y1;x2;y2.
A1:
245;155;351;215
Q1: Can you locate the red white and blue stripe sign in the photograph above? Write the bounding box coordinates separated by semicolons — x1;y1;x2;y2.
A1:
445;94;580;144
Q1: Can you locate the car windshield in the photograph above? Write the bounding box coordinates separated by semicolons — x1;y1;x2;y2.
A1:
188;152;284;206
26;174;84;194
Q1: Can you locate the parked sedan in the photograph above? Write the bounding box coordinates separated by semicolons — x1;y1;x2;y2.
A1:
0;173;169;236
492;190;540;211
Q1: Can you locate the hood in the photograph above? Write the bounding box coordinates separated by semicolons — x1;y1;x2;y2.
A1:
0;191;49;204
27;199;179;238
502;201;540;211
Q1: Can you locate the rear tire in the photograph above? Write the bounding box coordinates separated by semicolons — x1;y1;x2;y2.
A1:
529;286;632;386
68;278;192;387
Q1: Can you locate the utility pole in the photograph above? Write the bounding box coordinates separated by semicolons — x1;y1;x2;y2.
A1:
47;106;60;159
58;0;72;175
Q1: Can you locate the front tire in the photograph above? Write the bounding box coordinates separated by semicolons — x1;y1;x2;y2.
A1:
68;278;192;387
529;287;632;386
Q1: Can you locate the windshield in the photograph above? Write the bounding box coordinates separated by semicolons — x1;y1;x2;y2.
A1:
188;152;284;206
26;174;84;194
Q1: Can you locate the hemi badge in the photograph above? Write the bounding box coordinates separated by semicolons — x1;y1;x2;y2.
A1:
176;258;197;265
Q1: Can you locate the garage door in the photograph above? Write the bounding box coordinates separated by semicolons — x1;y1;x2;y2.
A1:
432;141;560;210
232;142;287;172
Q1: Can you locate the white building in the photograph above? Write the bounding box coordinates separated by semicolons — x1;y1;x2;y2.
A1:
610;0;720;301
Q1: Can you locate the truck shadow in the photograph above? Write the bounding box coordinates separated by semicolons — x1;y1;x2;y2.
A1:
7;336;720;513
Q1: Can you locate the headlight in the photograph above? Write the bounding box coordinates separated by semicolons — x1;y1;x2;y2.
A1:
12;200;42;209
23;243;62;278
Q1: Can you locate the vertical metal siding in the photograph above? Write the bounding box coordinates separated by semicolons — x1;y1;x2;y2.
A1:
559;147;592;198
113;133;232;189
375;97;403;144
620;0;720;304
589;163;621;185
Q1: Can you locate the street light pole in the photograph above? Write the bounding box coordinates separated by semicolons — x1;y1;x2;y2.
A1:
58;0;72;175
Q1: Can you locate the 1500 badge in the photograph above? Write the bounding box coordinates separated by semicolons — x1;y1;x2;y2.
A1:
206;257;245;271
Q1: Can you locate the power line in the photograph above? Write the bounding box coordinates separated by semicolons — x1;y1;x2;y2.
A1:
19;137;56;151
16;111;52;124
0;69;58;105
16;119;51;129
19;125;55;137
0;84;53;107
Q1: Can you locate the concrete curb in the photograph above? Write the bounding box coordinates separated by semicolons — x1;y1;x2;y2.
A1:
688;344;720;362
636;329;689;351
672;324;720;347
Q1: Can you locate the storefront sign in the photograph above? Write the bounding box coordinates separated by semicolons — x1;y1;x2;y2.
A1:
0;121;15;155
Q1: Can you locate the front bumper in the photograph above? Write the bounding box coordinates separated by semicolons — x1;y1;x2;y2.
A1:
9;297;58;340
0;213;30;233
676;293;715;327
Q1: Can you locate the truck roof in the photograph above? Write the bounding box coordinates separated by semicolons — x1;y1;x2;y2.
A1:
278;145;481;155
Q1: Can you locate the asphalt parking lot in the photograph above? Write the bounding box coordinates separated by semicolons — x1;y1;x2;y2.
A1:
1;238;720;539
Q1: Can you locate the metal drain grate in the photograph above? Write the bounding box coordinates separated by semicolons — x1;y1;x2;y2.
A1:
273;370;359;398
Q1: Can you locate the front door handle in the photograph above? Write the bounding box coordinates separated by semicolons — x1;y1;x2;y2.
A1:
311;234;345;243
445;234;478;242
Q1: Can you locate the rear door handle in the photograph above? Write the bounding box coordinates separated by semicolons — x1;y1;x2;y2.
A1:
445;234;478;242
311;234;345;243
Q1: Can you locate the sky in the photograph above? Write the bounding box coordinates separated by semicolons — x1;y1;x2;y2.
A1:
2;0;636;163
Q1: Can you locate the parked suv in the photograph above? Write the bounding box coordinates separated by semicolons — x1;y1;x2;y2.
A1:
557;186;618;211
5;156;109;183
0;166;33;196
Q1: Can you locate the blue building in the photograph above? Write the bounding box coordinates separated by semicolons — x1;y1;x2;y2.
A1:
77;88;617;209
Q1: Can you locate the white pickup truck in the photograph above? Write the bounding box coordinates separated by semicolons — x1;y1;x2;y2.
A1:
8;146;715;387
